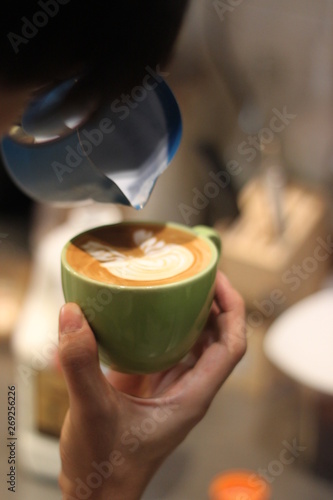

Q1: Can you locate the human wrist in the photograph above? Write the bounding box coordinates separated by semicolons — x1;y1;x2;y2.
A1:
60;459;159;500
61;479;146;500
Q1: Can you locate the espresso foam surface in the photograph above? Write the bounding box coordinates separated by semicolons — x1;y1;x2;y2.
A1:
66;224;212;286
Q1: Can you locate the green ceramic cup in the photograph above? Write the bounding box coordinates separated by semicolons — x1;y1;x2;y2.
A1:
61;221;221;374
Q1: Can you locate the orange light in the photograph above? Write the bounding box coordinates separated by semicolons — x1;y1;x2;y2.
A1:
209;470;271;500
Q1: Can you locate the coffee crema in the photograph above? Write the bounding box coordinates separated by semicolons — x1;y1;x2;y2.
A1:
66;224;212;286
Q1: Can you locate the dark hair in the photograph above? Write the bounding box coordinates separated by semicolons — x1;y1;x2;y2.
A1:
1;0;189;100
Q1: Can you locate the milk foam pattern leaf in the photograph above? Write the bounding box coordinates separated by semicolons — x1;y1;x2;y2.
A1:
81;230;195;282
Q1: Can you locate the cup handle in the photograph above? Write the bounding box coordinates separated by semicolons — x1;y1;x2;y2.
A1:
193;225;222;257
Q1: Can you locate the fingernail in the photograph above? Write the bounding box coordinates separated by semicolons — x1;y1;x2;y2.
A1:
59;303;83;335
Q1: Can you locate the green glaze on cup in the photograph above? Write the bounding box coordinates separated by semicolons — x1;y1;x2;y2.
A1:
61;221;221;374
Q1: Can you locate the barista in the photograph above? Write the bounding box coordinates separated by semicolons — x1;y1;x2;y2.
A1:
0;2;246;498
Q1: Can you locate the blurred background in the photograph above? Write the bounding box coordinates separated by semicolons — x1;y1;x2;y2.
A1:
1;0;333;498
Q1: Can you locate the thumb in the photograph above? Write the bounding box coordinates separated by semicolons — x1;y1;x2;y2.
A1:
58;303;115;415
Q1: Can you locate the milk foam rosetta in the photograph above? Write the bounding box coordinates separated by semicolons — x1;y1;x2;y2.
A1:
82;234;195;281
66;224;212;286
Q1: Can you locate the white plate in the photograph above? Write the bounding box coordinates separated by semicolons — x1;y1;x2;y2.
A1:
264;288;333;395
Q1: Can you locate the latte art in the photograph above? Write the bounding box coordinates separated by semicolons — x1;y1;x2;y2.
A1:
66;223;212;286
82;237;194;281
